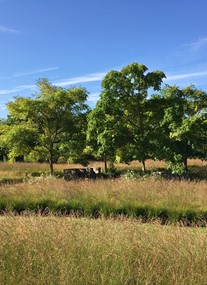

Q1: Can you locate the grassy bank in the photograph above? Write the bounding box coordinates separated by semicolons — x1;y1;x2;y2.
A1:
1;178;207;224
0;216;207;285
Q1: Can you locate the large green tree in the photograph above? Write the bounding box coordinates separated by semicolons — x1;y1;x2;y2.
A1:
6;79;89;174
89;62;165;172
150;84;207;174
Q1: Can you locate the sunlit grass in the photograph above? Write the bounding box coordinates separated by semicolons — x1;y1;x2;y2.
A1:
0;216;207;285
0;159;206;175
0;160;207;284
0;178;207;223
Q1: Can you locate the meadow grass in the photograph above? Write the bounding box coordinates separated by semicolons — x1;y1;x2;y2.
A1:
1;160;207;284
0;216;207;285
0;159;206;178
0;178;207;223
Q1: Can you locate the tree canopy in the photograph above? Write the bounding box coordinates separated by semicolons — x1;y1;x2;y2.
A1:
0;63;207;175
4;79;89;174
87;62;166;172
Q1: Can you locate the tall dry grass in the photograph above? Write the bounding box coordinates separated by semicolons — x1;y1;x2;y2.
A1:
0;160;207;284
0;216;207;285
0;178;207;222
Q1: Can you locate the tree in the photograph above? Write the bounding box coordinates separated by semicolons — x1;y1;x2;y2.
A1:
86;100;127;172
90;62;165;172
150;84;207;174
7;79;89;174
0;119;11;161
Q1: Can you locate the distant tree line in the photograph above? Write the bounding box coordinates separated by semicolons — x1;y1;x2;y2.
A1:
0;63;206;175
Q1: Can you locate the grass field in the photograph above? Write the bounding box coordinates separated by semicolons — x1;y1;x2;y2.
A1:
0;176;207;223
0;160;207;284
0;216;207;285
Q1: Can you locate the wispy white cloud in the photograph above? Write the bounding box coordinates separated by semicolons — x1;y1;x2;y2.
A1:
165;71;207;81
0;25;19;34
55;72;107;87
14;66;59;77
0;71;106;96
183;37;207;51
0;84;36;95
1;68;207;97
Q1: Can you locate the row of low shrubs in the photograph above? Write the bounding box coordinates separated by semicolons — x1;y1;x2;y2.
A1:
24;169;201;181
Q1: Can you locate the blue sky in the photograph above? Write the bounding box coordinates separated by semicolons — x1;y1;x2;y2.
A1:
0;0;207;117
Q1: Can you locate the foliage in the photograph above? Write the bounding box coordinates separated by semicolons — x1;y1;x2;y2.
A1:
87;62;166;172
86;100;120;171
5;79;89;174
121;169;142;180
150;84;207;174
0;63;207;175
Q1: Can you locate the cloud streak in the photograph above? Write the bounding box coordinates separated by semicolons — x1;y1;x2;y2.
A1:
0;71;106;96
54;72;107;87
14;66;59;77
1;69;206;97
184;37;207;51
0;84;36;95
0;25;19;34
165;71;207;81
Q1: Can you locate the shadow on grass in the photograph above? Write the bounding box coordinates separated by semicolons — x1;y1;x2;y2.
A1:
1;200;207;227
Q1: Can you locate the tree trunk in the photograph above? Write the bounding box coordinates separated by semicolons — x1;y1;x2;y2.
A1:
183;155;188;175
142;158;146;173
104;152;108;173
49;149;54;175
49;160;54;175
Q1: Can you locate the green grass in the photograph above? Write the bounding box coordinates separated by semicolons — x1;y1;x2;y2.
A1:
0;216;207;285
